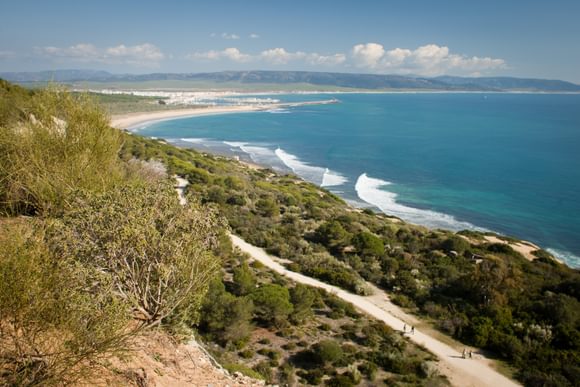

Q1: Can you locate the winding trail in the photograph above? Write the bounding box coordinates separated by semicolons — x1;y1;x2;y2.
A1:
230;235;520;387
175;175;518;386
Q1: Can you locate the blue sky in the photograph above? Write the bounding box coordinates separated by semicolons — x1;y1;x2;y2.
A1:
1;0;579;82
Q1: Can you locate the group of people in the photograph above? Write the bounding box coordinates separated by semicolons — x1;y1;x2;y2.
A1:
403;323;474;360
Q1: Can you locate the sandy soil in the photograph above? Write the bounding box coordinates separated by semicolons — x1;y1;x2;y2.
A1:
110;105;268;130
230;234;521;387
483;235;541;261
92;330;264;387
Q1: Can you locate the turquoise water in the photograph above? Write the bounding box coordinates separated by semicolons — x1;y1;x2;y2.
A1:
140;93;580;267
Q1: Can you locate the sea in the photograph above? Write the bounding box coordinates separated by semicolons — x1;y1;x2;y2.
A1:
137;93;580;268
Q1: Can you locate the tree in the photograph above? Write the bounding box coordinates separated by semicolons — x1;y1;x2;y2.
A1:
352;231;385;257
199;280;254;346
313;220;349;253
49;183;223;327
290;284;317;324
232;262;256;296
250;284;293;326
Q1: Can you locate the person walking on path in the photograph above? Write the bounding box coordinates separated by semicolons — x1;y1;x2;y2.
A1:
403;324;407;333
411;326;415;335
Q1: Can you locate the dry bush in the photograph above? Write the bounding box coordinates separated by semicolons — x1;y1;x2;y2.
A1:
0;220;132;386
0;86;123;215
49;183;224;327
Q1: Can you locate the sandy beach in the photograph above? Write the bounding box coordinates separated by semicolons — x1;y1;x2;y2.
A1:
110;105;269;131
111;99;339;131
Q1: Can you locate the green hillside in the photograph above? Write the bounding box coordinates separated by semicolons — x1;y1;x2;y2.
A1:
1;81;578;386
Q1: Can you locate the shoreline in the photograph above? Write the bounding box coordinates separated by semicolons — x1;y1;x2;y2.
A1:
110;106;575;268
110;99;338;131
111;105;268;130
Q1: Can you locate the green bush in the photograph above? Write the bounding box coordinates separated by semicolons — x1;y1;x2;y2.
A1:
49;183;223;327
199;280;254;347
352;231;385;257
0;87;123;215
290;284;317;324
312;340;343;365
253;361;273;382
0;221;131;386
223;363;264;380
232;262;257;296
251;284;293;326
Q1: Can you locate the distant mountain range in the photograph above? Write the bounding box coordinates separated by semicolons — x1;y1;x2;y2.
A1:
2;69;580;92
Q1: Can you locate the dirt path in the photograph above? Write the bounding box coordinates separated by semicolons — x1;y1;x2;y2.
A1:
230;234;520;387
175;176;518;386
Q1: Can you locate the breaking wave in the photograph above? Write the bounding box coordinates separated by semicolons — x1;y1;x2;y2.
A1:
547;248;580;268
274;148;347;187
355;173;482;231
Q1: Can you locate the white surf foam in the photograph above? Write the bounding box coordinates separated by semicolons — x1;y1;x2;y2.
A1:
224;141;286;169
355;173;482;231
223;141;247;147
180;138;207;143
321;168;349;187
274;148;347;187
547;248;580;268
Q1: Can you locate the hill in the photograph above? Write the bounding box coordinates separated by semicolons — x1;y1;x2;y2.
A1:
2;69;580;92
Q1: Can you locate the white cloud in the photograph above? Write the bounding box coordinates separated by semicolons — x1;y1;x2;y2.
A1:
221;32;240;40
249;33;260;39
352;43;505;76
35;42;165;67
188;47;251;63
187;43;504;76
260;48;305;64
189;47;345;67
306;53;346;66
352;43;385;69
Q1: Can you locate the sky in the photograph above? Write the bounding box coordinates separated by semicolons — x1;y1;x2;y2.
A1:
1;0;579;82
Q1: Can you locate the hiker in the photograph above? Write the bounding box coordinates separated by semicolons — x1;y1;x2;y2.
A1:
403;324;407;333
462;348;466;359
469;350;473;359
411;326;415;334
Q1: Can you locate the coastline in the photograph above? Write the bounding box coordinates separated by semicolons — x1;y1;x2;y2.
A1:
111;106;573;268
111;105;268;131
110;98;338;131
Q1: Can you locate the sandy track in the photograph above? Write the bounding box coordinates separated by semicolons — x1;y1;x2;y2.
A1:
230;234;520;387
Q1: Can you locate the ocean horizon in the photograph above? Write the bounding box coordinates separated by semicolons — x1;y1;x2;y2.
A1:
138;93;580;268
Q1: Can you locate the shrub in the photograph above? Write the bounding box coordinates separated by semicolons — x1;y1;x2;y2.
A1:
239;349;254;359
312;340;343;365
49;183;223;327
290;284;317;324
251;284;293;326
232;262;256;296
352;231;385;257
253;361;273;382
0;221;131;386
0;87;123;215
199;280;254;347
440;236;470;254
223;363;264;380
